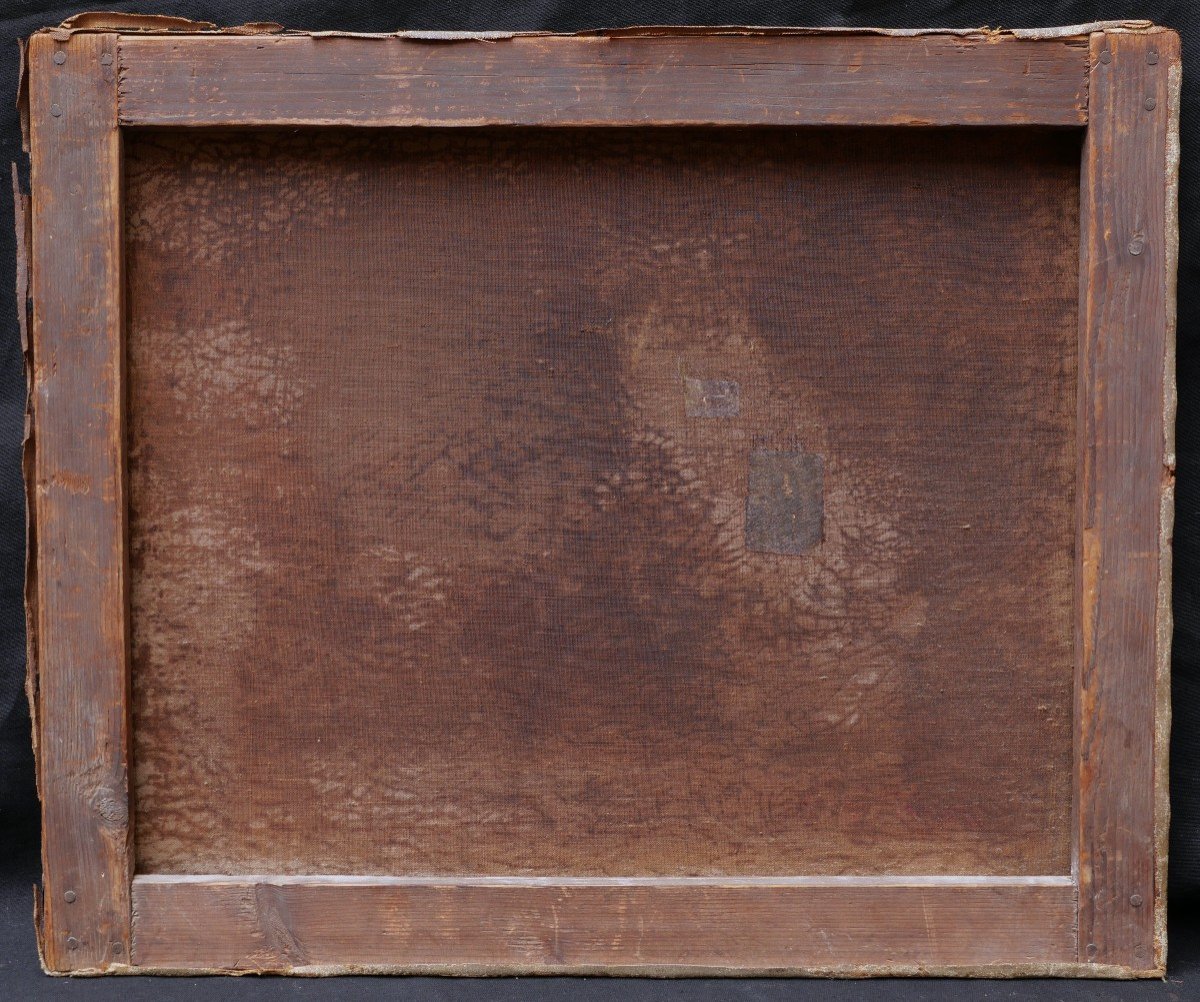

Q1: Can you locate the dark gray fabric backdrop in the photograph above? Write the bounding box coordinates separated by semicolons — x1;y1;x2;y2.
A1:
0;1;1196;997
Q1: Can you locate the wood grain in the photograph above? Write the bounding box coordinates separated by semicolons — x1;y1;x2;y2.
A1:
115;33;1090;128
14;164;34;772
1076;28;1179;975
22;21;1179;977
28;32;130;973
130;875;1077;974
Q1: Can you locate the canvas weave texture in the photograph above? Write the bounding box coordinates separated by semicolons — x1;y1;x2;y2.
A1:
125;127;1079;877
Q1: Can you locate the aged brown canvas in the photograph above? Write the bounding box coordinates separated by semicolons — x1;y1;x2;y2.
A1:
126;127;1079;878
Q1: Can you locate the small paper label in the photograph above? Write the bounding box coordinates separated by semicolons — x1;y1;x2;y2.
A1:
745;450;824;554
685;378;740;418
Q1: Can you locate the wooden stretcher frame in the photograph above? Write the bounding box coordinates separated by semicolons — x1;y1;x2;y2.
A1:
20;15;1178;977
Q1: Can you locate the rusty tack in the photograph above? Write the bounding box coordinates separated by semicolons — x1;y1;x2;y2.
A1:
1129;236;1146;256
1130;894;1144;908
1145;96;1157;111
66;936;79;950
52;51;65;64
63;889;76;903
1147;50;1159;64
1099;49;1112;64
48;103;61;117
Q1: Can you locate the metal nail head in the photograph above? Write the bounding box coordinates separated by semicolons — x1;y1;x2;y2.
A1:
63;889;77;903
1147;50;1159;64
1099;49;1112;64
1145;97;1157;111
1130;893;1144;907
100;53;113;65
66;936;80;950
49;104;62;118
52;51;66;65
1129;236;1145;256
